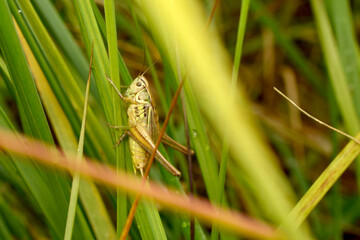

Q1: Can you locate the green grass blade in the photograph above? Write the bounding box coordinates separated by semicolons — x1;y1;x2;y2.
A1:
0;215;12;240
31;0;89;81
16;0;116;164
327;2;360;236
281;133;360;230
0;1;76;238
183;82;219;201
154;45;221;204
103;0;128;236
6;1;116;238
64;59;92;240
73;0;114;125
31;0;102;104
13;27;104;239
309;0;359;134
0;191;32;240
310;0;360;201
211;1;250;240
0;108;28;191
327;1;360;117
89;0;132;85
0;1;52;142
134;199;167;240
105;0;119;88
8;1;86;143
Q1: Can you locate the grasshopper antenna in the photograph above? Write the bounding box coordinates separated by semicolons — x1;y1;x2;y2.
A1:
138;44;160;77
140;58;159;77
137;47;147;77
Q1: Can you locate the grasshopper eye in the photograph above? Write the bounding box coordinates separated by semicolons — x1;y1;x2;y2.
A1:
136;81;142;87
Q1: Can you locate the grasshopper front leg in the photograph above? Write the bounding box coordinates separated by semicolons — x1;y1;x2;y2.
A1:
106;122;129;148
106;74;125;101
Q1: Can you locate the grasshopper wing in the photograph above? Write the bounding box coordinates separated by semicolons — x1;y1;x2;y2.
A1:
128;124;181;177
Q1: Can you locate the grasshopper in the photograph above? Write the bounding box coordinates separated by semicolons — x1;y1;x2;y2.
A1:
106;75;193;177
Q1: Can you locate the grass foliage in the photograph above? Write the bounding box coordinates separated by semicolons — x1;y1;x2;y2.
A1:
0;0;360;239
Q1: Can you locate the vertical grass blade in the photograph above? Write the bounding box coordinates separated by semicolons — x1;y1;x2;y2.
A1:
15;0;116;164
309;0;359;134
103;0;128;236
211;1;250;240
327;0;360;117
133;199;167;240
310;0;360;200
64;44;93;240
0;1;52;142
31;0;89;81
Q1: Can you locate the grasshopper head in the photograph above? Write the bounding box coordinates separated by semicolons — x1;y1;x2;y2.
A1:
125;76;151;103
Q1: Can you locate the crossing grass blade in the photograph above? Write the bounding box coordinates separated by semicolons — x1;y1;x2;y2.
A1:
0;128;282;240
281;131;360;230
